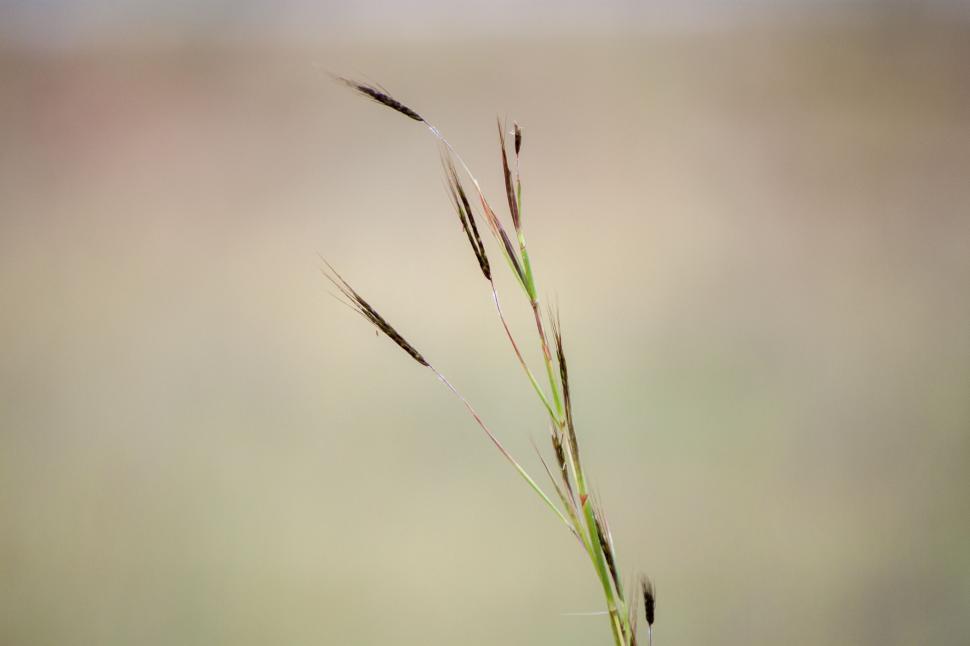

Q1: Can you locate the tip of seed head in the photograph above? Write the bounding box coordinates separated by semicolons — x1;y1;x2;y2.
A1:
513;122;522;155
641;576;656;626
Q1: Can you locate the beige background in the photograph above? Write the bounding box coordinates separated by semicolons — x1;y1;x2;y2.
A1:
1;4;969;645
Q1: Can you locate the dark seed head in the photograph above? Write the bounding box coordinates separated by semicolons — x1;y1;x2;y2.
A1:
443;153;491;281
593;508;619;591
641;576;656;627
549;309;580;469
514;122;522;156
322;260;428;367
550;433;573;497
497;120;521;231
340;78;424;122
498;225;526;284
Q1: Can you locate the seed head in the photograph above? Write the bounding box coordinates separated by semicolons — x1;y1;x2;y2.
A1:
498;120;521;231
339;78;424;122
549;308;580;470
593;507;619;591
550;432;573;498
641;576;656;627
443;153;491;281
322;259;428;367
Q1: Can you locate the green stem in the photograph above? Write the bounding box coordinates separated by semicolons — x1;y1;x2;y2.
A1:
429;366;574;534
515;225;628;644
489;283;558;423
518;234;565;424
583;497;626;643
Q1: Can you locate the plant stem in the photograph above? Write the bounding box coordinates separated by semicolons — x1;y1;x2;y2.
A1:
427;365;575;534
513;224;631;644
488;282;558;422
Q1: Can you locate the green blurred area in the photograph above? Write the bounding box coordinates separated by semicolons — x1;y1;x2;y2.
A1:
1;9;969;646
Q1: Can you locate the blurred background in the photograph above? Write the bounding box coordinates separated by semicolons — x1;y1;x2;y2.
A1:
1;1;969;645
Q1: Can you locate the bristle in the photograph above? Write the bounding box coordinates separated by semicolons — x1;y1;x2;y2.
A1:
498;120;521;231
641;576;656;627
443;153;491;280
340;78;424;122
629;584;640;646
321;261;428;366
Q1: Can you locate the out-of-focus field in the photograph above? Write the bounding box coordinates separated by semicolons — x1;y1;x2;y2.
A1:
1;13;969;646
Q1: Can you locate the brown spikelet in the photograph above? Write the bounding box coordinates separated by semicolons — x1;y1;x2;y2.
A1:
498;224;526;284
549;307;580;471
475;192;525;286
322;260;428;366
443;153;490;280
340;78;424;122
593;507;620;592
550;432;573;499
641;576;656;627
513;122;522;156
498;120;521;231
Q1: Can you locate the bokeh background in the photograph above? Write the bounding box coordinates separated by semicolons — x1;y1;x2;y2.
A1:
2;2;969;645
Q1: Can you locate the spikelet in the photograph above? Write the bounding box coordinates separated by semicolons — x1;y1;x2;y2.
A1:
321;260;428;367
338;79;423;122
498;120;521;231
443;152;491;280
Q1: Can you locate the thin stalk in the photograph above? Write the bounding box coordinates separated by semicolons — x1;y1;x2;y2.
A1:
489;282;558;422
533;440;586;547
517;236;565;423
427;364;574;535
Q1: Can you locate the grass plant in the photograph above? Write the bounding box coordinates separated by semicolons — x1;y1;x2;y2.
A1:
326;79;656;646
